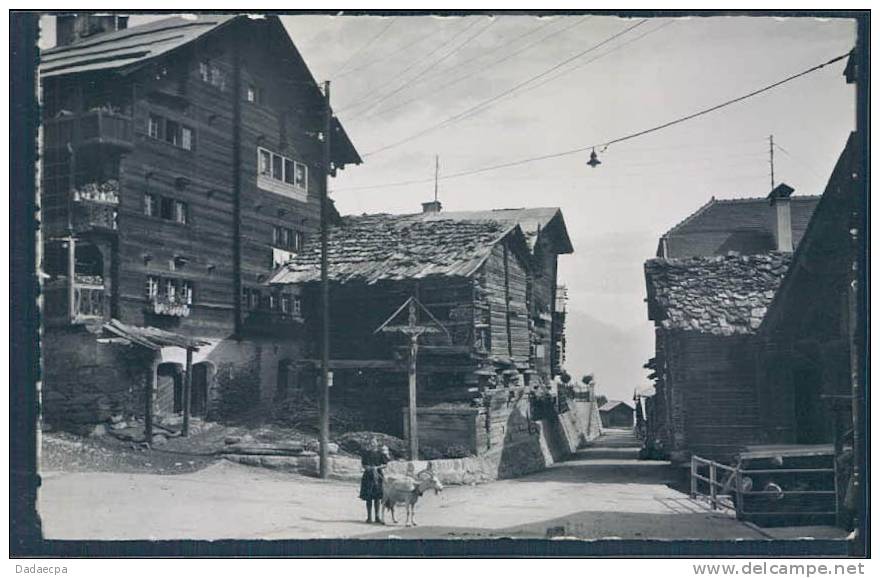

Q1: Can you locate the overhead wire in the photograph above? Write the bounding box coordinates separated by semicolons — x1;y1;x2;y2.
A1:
332;18;397;77
362;19;650;157
346;18;499;117
336;18;485;113
332;51;851;192
332;20;449;81
353;16;590;122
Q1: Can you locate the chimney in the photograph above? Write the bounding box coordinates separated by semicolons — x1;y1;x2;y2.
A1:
767;182;795;252
56;14;128;47
421;200;442;214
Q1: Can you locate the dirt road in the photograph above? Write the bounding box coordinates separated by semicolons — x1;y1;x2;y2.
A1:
38;429;845;541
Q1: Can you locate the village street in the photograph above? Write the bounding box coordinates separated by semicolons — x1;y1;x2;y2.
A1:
38;429;844;541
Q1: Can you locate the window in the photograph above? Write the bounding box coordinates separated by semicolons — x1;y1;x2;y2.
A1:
146;193;188;225
272;154;283;180
199;60;226;90
144;193;158;217
256;147;309;196
148;115;161;139
259;150;272;176
294;163;307;189
280;294;291;314
160;196;174;220
246;84;260;103
174;200;188;224
210;65;226;91
147;275;193;304
292;295;302;317
147;113;194;151
146;276;159;299
284;158;295;185
273;226;302;251
180;126;193;151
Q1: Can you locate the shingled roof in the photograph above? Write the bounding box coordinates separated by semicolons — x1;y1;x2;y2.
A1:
417;207;573;254
269;214;527;286
645;252;791;335
658;196;820;258
41;15;237;77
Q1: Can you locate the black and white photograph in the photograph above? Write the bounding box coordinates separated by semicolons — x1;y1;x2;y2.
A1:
8;6;869;560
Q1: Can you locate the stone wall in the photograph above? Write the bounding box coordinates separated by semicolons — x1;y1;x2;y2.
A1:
42;327;154;426
42;327;303;428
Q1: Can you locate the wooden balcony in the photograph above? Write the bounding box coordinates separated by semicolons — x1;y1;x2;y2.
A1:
44;109;134;151
43;277;107;326
149;296;191;318
72;199;118;233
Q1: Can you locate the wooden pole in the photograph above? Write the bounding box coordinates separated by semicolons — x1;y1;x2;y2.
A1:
182;347;193;437
319;80;331;479
407;300;419;461
145;354;158;445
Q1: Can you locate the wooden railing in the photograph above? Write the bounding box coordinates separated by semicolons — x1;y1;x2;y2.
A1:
691;454;839;520
72;199;118;232
44;109;134;150
691;455;738;511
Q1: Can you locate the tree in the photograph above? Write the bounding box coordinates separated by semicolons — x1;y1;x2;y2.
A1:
581;374;595;387
559;371;572;385
596;394;608;407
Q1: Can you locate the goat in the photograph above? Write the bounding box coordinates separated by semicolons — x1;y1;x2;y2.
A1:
382;470;443;526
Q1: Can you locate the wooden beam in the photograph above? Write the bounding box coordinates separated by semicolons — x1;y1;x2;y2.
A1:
145;353;159;445
182;347;193;437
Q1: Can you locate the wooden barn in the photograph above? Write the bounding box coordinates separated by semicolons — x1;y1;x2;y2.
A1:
269;208;583;469
644;250;791;463
599;400;634;429
39;14;360;428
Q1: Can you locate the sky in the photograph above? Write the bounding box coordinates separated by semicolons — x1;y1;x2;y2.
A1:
39;13;857;401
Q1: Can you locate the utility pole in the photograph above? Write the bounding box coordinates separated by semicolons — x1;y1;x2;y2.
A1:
319;80;332;479
769;134;775;190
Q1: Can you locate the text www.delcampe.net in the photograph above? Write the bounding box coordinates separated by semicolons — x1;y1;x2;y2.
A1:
693;563;866;576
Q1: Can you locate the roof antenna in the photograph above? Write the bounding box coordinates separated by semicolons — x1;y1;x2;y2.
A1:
769;134;775;191
434;154;440;203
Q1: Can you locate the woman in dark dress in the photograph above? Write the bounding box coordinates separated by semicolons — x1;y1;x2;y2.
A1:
359;437;389;523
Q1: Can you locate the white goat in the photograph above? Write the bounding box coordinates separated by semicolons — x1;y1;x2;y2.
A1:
382;470;444;526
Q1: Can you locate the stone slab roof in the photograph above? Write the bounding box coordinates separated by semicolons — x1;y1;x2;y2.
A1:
417;207;573;254
269;214;526;285
644;252;791;335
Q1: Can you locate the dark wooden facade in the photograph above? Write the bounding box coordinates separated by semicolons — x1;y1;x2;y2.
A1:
755;132;860;447
39;15;360;425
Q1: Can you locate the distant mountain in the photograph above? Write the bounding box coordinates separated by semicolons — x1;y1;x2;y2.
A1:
562;308;654;402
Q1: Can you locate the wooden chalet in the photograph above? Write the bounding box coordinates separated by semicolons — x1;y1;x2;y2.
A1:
39;14;360;427
417;206;574;376
269;207;578;461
